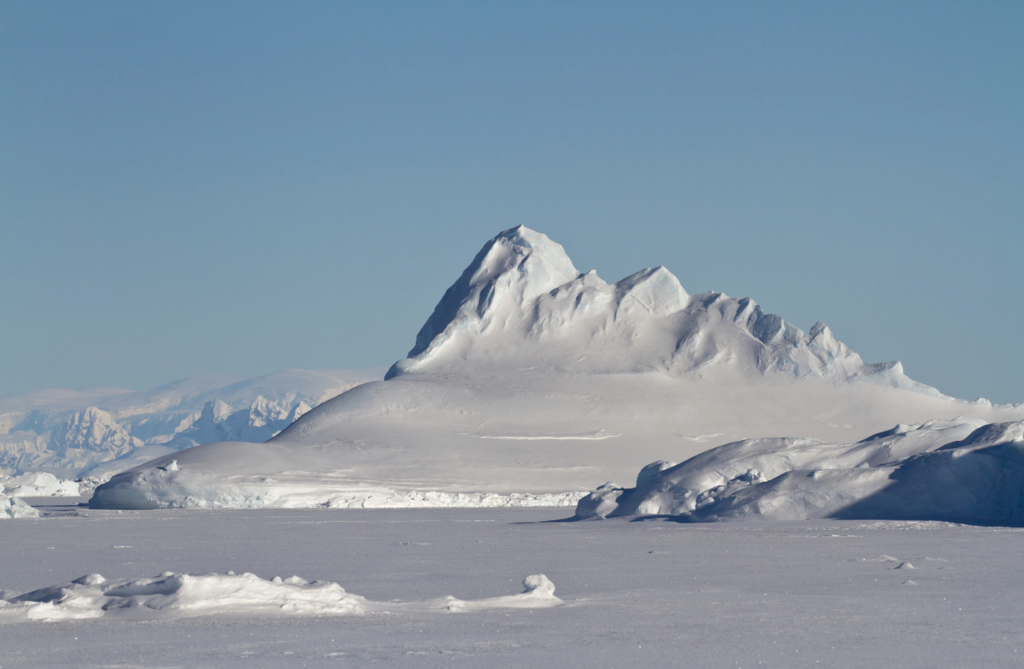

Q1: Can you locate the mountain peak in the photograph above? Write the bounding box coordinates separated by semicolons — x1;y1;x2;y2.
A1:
385;228;940;395
476;226;581;300
389;227;583;378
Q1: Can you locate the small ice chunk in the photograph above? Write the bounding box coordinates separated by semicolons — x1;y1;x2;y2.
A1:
521;574;555;596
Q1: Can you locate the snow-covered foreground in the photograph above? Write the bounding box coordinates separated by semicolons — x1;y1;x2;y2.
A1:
2;502;1023;667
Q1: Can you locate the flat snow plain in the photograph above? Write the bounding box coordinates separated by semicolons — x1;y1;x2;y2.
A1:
2;500;1022;668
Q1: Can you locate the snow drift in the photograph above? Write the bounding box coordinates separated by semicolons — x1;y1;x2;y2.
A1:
0;571;561;622
90;227;1024;510
576;417;1024;524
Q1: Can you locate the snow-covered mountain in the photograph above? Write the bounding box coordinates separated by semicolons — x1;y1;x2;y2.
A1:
91;227;1024;510
0;369;383;478
387;226;935;394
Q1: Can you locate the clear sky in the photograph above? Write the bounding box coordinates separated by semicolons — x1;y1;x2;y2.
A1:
2;1;1022;403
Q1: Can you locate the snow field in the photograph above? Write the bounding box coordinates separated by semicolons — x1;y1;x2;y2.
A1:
1;505;1022;667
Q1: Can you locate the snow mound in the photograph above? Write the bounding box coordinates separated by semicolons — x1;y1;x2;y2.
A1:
0;493;39;519
425;574;561;613
0;571;562;622
576;417;1024;524
0;472;79;497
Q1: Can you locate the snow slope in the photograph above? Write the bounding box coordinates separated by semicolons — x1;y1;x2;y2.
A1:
91;227;1023;510
576;418;1024;524
0;369;382;478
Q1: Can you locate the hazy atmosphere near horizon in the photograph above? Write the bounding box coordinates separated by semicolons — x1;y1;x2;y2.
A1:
2;1;1021;404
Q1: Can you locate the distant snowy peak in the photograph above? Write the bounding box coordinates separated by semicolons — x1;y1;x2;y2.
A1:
171;396;300;448
386;227;938;395
50;407;141;457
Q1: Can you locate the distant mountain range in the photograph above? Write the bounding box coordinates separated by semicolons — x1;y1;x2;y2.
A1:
0;369;383;478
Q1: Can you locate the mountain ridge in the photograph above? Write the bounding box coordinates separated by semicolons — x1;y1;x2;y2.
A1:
388;226;939;396
0;369;384;477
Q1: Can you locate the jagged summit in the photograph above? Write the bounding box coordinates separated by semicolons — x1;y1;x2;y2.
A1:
398;226;581;364
386;227;937;394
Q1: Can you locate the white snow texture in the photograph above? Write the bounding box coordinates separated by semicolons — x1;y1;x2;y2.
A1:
576;417;1024;524
0;571;561;622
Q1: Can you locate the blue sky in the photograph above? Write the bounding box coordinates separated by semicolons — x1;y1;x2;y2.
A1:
2;1;1022;403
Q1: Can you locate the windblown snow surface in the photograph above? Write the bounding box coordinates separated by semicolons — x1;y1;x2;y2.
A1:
92;226;1024;512
2;504;1023;667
